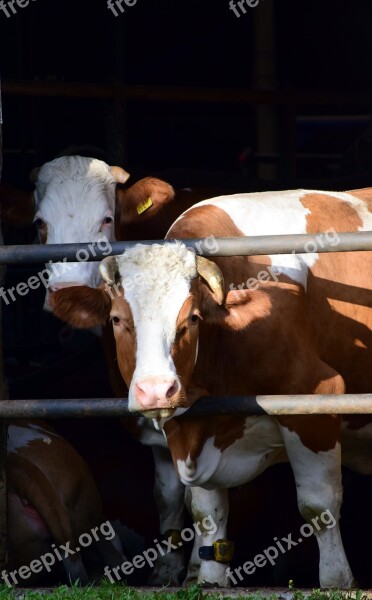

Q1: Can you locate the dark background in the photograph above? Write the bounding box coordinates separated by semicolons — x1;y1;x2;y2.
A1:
1;0;372;588
2;0;372;187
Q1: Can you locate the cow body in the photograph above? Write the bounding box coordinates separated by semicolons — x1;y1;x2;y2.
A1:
50;186;372;588
7;419;124;585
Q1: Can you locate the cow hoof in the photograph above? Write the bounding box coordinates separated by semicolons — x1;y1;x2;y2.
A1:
196;563;230;588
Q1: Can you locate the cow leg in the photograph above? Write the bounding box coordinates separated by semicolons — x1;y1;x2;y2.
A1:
278;417;355;588
148;445;186;585
185;486;229;587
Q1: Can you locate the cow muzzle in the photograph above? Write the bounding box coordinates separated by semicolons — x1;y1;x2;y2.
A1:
134;377;181;415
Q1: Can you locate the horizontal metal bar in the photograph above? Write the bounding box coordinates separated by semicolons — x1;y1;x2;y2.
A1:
4;80;372;108
2;395;372;418
1;232;372;264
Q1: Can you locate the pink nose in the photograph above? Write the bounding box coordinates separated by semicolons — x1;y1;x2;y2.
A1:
134;377;180;410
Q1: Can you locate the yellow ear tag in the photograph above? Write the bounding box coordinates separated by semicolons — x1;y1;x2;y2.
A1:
137;197;153;215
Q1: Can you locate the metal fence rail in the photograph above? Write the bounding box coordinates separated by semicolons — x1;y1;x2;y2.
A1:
1;231;372;263
2;395;372;418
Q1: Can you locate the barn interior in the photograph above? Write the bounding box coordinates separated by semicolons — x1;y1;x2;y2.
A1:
1;0;372;589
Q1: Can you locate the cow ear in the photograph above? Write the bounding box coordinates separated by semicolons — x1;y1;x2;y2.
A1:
116;177;175;224
49;286;111;329
196;256;224;305
200;286;272;331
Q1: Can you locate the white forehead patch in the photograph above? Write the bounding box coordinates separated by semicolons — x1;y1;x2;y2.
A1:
117;243;197;385
117;242;197;321
35;156;116;243
35;156;115;202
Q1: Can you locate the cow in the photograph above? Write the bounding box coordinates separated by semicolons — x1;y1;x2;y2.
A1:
49;187;372;588
7;419;125;585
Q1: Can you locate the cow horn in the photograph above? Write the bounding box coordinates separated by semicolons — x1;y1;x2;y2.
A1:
196;256;224;305
99;256;119;285
110;166;130;184
30;167;41;183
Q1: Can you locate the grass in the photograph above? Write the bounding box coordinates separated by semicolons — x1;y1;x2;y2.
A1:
0;583;368;600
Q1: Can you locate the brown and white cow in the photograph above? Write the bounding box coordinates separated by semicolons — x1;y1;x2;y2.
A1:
50;188;372;587
7;419;124;585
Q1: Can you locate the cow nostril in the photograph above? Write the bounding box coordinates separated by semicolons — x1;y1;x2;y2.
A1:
166;381;179;399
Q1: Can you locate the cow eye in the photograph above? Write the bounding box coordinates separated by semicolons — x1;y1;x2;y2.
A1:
190;314;199;324
102;216;113;225
33;217;45;229
112;316;120;325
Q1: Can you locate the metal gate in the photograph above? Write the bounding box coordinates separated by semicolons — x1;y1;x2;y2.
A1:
0;230;371;573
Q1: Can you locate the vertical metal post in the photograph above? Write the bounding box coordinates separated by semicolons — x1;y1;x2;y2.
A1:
0;82;8;573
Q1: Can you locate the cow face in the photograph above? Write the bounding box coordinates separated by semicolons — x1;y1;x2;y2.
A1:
33;156;129;309
49;244;227;416
105;244;208;419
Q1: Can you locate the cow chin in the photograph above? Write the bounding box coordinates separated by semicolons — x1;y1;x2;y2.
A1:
142;408;176;420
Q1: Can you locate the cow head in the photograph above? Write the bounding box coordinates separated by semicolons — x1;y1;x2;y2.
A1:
50;243;269;421
32;156;174;310
32;156;129;308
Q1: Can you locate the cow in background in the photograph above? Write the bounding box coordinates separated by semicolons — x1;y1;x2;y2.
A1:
49;187;372;587
7;419;126;585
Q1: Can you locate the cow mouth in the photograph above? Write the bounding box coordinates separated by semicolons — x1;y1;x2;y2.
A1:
142;408;176;419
